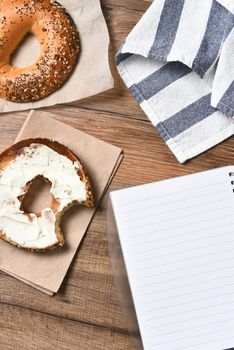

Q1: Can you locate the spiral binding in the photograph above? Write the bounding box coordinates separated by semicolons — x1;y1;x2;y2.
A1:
229;172;234;192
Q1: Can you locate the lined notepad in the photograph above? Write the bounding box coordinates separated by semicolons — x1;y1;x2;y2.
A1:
110;166;234;350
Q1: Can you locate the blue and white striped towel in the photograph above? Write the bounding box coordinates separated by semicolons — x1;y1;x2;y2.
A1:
116;0;234;163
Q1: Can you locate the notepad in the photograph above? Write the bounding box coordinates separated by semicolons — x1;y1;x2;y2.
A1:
109;166;234;350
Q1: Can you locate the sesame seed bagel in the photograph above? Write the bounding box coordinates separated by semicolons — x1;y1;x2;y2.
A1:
0;0;80;103
0;138;94;252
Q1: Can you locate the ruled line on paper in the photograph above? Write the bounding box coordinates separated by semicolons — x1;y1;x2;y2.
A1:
134;244;234;272
152;325;234;347
147;307;234;330
130;221;234;247
141;267;233;296
125;204;231;230
131;229;234;255
173;336;234;350
123;190;228;225
140;271;234;296
132;234;234;257
119;180;227;207
123;197;229;222
146;299;234;322
149;316;234;337
142;280;234;306
143;289;234;314
127;213;233;239
138;256;234;290
152;321;234;341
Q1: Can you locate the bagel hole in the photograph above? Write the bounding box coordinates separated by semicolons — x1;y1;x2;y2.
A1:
11;33;40;68
21;176;52;215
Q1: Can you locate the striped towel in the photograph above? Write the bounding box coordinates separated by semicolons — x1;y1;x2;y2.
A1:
116;0;234;163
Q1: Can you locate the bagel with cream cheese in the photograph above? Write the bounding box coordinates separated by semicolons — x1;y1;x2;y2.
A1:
0;0;79;103
0;138;94;251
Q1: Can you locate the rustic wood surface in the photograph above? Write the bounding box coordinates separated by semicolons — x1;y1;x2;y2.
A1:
1;1;234;349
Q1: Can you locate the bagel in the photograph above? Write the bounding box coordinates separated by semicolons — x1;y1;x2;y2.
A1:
0;138;94;251
0;0;79;103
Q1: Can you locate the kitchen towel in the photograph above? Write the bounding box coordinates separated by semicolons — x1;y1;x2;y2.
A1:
116;0;234;163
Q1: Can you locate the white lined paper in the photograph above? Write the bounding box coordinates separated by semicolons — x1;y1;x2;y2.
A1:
110;166;234;350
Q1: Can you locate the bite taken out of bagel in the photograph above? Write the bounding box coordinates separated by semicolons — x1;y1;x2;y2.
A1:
0;138;94;252
0;0;80;103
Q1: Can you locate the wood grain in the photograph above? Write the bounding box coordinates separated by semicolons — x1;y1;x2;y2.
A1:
0;304;133;350
1;0;234;349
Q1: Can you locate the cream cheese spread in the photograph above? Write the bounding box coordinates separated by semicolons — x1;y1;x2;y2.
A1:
0;143;87;249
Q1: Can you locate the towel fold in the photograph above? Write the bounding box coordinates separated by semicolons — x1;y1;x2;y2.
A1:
116;0;234;163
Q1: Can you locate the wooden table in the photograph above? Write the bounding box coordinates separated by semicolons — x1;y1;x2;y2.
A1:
1;1;234;349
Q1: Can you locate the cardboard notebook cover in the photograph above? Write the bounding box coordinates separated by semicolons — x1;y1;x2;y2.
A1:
0;110;123;294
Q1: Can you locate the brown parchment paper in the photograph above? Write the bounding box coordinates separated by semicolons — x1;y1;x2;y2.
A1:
0;110;123;294
0;0;114;113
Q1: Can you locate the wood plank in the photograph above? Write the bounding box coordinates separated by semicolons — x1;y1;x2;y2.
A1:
102;0;152;12
0;304;134;350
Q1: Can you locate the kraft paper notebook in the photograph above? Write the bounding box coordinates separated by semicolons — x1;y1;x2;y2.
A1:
110;166;234;350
